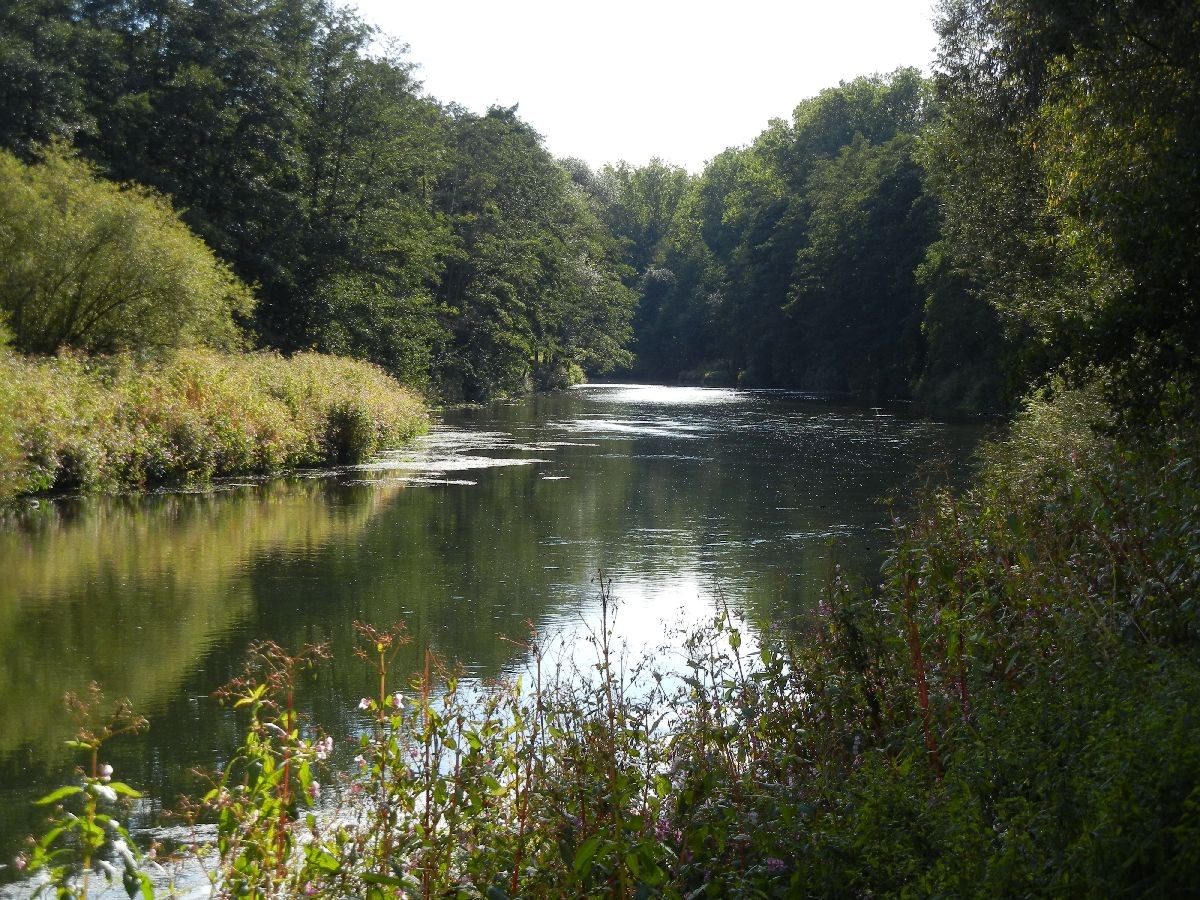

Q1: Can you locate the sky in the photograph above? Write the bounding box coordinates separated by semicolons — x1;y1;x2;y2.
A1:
348;0;940;173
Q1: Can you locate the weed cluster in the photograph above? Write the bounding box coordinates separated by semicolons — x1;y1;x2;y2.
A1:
0;348;428;501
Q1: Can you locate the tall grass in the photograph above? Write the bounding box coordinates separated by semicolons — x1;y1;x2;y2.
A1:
0;348;427;501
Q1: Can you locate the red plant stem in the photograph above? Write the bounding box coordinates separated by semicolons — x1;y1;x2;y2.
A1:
278;682;293;880
904;576;942;777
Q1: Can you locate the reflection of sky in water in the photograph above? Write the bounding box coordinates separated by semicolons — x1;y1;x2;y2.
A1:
581;383;744;406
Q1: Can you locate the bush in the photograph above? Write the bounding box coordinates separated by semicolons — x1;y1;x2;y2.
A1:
0;146;254;355
0;349;427;501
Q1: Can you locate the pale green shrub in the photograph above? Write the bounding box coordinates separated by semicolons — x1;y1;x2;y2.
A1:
0;146;254;355
0;349;427;501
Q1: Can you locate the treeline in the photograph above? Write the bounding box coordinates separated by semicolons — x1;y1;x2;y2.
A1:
0;0;634;400
589;0;1199;415
2;0;1197;418
582;70;975;404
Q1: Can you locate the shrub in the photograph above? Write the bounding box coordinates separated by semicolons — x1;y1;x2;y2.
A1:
0;146;254;355
0;349;427;501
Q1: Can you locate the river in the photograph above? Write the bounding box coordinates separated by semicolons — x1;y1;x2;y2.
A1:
0;384;983;887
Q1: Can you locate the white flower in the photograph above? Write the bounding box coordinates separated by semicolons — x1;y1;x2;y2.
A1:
90;783;118;803
98;763;113;783
357;697;371;710
313;736;334;760
391;691;404;709
354;754;367;769
309;780;321;799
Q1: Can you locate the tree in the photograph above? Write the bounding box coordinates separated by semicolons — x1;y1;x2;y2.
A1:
0;147;254;354
929;0;1200;411
433;107;634;399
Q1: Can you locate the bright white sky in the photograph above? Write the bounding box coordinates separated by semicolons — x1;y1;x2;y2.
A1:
347;0;939;173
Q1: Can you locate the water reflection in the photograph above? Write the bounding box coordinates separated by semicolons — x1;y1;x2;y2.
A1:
0;386;982;883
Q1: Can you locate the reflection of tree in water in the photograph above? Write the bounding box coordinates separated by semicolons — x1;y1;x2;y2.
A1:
0;478;398;758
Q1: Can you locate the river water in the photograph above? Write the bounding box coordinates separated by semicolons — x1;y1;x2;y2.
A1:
0;384;983;885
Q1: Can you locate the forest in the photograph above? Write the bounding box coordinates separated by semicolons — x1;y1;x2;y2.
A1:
3;0;1200;897
4;1;1195;419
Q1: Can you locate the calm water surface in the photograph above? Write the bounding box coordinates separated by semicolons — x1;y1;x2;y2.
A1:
0;385;983;883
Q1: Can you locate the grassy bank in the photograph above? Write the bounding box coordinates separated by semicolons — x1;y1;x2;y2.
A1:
15;386;1200;898
0;348;427;502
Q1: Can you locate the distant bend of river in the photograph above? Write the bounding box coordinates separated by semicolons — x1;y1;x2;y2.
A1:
0;384;983;889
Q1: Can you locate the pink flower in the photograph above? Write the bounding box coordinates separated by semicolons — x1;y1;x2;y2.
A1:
99;763;114;783
309;780;321;799
14;853;27;871
313;736;334;760
354;754;367;769
302;881;317;895
391;692;404;709
766;857;787;874
357;697;371;710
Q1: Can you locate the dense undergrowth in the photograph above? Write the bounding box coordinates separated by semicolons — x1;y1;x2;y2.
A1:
0;348;427;502
15;385;1200;897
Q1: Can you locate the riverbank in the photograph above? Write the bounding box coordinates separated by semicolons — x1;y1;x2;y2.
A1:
0;349;428;502
10;383;1198;897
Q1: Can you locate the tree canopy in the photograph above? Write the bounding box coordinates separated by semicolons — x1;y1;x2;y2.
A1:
0;147;253;354
1;1;1195;415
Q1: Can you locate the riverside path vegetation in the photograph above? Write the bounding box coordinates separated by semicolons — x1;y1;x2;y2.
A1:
4;0;1200;896
0;346;427;502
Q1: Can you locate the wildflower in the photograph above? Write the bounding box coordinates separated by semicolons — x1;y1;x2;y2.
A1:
302;881;318;896
314;736;334;760
309;780;321;799
818;597;832;617
14;853;27;871
350;783;363;796
358;697;371;710
354;754;367;769
90;782;118;803
99;763;114;783
766;857;787;874
391;691;404;709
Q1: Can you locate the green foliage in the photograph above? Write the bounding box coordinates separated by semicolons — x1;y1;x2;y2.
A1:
0;147;253;355
0;1;635;398
928;0;1200;411
22;683;153;898
434;108;635;400
0;326;21;502
596;70;981;402
0;349;427;501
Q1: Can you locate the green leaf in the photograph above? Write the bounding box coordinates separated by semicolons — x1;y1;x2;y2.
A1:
108;782;143;799
35;785;83;805
361;872;405;887
573;834;602;874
